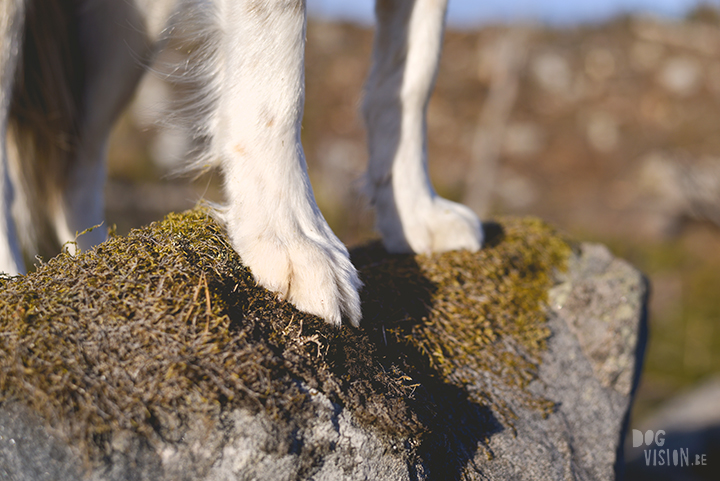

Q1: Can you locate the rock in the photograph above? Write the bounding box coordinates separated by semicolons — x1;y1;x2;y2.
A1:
637;152;720;234
474;242;648;480
496;170;538;209
585;48;616;82
586;111;621;153
502;122;545;158
630;41;665;72
531;51;573;95
0;211;647;480
657;57;702;97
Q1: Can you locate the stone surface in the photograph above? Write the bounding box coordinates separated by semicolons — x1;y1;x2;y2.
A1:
457;242;648;480
0;241;647;480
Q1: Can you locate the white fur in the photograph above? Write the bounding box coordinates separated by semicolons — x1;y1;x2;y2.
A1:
363;0;483;254
0;0;482;326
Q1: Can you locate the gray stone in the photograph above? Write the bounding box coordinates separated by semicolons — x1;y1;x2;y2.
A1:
455;243;648;480
0;242;647;480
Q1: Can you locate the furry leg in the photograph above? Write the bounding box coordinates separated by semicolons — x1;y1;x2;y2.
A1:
211;0;362;327
363;0;483;254
0;0;26;274
52;0;153;254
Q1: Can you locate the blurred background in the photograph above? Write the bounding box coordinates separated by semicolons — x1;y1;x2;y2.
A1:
106;0;720;476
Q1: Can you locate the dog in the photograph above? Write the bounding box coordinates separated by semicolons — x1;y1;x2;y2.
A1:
0;0;483;327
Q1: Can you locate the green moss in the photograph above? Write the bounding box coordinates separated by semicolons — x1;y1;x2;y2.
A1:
0;209;570;465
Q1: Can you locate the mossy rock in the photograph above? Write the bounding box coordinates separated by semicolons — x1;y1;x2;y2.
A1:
0;208;570;471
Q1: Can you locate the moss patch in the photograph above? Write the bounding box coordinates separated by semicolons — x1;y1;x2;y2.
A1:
355;219;571;427
0;209;570;466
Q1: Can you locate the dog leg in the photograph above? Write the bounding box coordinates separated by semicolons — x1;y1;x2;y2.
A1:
0;0;26;274
210;0;362;327
51;1;151;254
363;0;483;254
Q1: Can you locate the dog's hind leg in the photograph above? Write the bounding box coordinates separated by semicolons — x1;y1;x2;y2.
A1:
49;1;151;254
207;0;362;327
363;0;483;254
0;0;27;274
6;0;151;263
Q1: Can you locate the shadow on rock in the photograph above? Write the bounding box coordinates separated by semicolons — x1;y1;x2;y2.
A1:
349;244;503;478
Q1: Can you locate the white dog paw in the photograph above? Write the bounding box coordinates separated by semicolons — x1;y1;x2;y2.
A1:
422;197;484;253
238;233;363;328
381;197;484;255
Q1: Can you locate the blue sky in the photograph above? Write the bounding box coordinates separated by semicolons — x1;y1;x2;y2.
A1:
307;0;720;27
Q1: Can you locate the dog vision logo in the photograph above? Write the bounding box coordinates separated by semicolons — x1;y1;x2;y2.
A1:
633;429;708;468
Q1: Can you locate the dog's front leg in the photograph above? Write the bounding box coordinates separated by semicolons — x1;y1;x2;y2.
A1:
211;0;361;327
363;0;483;254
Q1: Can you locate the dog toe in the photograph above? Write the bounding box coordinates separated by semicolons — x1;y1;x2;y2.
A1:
241;234;362;327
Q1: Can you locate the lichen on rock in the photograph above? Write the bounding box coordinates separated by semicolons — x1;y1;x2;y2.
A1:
0;208;570;466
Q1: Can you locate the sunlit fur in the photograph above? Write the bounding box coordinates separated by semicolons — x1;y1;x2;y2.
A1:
0;0;482;327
